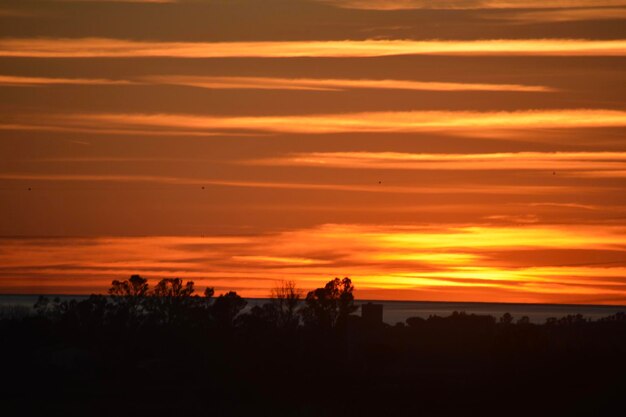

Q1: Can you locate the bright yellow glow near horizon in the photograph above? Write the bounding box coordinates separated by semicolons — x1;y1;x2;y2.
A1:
1;224;625;304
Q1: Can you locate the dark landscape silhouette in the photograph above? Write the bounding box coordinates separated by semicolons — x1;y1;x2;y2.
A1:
1;276;625;417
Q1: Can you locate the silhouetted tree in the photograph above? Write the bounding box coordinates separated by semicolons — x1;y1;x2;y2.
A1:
153;278;194;298
109;274;149;298
198;287;216;317
557;314;588;326
598;312;626;323
212;291;247;328
301;277;357;329
71;295;108;328
148;278;196;325
238;303;279;331
204;287;215;299
406;316;425;328
33;295;108;333
500;312;514;325
108;274;149;326
270;280;302;329
34;296;62;319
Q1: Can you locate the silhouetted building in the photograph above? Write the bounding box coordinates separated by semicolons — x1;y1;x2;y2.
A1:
361;302;383;325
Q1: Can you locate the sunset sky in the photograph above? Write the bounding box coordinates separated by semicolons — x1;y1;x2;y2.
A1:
1;0;625;304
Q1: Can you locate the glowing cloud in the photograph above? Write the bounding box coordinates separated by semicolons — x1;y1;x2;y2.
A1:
494;7;626;24
20;109;623;136
0;75;133;86
0;74;554;93
254;151;626;172
561;170;626;178
144;75;555;92
1;38;625;58
1;224;625;303
319;1;626;10
57;0;175;3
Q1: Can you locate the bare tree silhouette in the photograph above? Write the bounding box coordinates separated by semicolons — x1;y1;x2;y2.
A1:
270;280;302;329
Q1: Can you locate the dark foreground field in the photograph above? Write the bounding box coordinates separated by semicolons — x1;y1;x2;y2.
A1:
1;276;625;417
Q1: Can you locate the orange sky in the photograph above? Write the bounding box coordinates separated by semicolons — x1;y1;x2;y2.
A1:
0;0;625;304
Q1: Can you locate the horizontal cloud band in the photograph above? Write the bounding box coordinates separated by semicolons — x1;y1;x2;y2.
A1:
0;74;555;92
1;38;625;58
6;109;622;136
321;1;626;10
144;75;555;92
1;224;625;303
0;173;580;195
254;151;626;172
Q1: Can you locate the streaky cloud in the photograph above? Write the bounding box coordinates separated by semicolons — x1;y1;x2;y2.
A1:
0;122;262;137
562;170;626;178
0;75;134;86
35;109;626;135
527;202;600;210
1;224;625;302
144;75;555;92
253;151;626;172
0;173;578;195
492;7;626;24
0;74;554;93
53;0;176;3
320;0;626;10
1;38;625;58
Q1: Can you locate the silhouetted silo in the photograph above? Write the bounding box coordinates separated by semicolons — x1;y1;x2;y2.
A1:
361;302;383;325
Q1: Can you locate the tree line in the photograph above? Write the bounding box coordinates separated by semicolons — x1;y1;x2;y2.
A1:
2;275;625;417
32;275;358;331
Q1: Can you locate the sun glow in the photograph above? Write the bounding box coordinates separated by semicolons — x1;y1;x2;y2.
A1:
2;224;625;303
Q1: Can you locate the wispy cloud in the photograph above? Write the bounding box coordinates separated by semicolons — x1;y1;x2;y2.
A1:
492;7;626;24
3;110;624;139
0;75;134;87
1;38;624;58
53;0;176;3
253;151;626;172
561;170;626;178
0;74;555;93
12;109;621;136
527;202;600;210
320;1;626;10
0;173;577;195
145;75;555;92
0;122;257;137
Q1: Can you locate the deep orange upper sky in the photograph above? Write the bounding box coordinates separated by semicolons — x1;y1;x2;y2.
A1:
0;0;625;304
